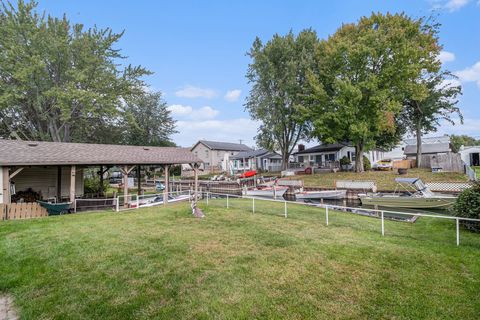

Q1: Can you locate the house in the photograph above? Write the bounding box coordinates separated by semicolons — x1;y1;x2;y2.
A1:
230;149;283;173
384;135;452;160
0;139;201;208
459;146;480;167
190;140;252;173
293;143;384;168
403;143;452;158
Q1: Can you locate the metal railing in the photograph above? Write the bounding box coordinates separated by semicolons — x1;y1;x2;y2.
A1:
201;192;480;246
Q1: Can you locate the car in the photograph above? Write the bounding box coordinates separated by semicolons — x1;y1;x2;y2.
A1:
373;159;393;171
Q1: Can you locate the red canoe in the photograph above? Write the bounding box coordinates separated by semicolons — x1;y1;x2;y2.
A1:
239;170;257;178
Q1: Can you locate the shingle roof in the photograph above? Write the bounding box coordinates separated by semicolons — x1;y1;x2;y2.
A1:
231;149;278;160
404;143;451;155
195;140;252;151
294;142;351;155
0;139;202;166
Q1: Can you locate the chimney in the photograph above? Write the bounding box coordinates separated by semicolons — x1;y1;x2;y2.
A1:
298;144;305;152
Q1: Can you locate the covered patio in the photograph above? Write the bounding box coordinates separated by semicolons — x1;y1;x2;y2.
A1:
0;139;202;219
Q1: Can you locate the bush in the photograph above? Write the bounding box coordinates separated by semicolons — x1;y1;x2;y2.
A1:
84;176;110;194
340;156;351;166
363;156;371;171
452;183;480;232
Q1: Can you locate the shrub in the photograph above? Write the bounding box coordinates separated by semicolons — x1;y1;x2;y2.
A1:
452;183;480;232
340;156;351;166
363;156;371;171
84;176;110;194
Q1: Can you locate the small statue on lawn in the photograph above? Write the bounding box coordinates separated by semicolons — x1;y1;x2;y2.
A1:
191;201;205;218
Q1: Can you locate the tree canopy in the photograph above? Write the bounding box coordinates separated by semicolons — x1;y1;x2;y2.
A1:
305;13;443;171
451;135;480;153
0;0;176;146
245;29;318;169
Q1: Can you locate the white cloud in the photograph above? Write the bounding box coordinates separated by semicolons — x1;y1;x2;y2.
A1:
168;104;193;116
434;117;480;136
438;51;455;64
444;0;470;11
172;118;259;147
224;89;242;102
167;104;219;120
175;85;216;99
455;61;480;87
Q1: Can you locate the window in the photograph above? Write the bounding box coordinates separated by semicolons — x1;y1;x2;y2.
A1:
325;153;335;161
298;156;304;162
205;150;209;157
315;155;322;164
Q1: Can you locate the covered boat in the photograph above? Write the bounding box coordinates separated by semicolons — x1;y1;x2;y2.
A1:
358;178;456;209
243;186;288;199
295;189;347;200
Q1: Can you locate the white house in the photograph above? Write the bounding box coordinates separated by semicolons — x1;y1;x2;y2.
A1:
293;143;384;167
459;146;480;167
230;149;283;173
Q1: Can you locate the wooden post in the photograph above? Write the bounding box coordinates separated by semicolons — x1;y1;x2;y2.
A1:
192;163;199;203
2;167;10;204
123;165;129;206
163;165;170;205
70;165;76;203
137;165;142;195
57;166;62;202
99;165;104;196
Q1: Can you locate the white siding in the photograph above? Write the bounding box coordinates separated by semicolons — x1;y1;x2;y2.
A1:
11;167;84;201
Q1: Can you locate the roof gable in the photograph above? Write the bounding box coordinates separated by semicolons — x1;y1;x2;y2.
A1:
194;140;252;151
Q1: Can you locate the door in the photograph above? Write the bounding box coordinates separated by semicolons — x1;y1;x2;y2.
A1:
472;153;480;166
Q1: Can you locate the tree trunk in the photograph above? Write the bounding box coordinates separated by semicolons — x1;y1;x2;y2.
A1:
281;150;289;170
416;120;422;168
355;144;364;173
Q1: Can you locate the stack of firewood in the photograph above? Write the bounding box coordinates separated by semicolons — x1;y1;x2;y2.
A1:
11;188;41;203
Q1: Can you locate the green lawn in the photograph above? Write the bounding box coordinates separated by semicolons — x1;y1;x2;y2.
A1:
288;168;468;190
1;201;479;319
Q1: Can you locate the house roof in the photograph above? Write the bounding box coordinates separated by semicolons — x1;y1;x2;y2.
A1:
194;140;252;151
404;143;451;155
0;139;202;166
231;149;280;160
294;142;351;155
404;135;451;145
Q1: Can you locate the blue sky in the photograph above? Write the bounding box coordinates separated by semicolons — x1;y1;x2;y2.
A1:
38;0;480;147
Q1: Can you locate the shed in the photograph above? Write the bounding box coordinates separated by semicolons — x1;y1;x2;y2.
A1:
0;139;202;207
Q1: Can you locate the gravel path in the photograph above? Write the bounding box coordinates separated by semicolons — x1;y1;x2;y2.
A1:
0;295;17;320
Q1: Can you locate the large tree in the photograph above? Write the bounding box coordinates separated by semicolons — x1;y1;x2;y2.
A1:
451;135;480;153
402;71;462;167
246;30;318;169
122;91;177;147
306;13;441;172
0;0;150;142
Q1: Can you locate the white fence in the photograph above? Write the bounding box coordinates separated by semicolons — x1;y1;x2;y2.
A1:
201;192;480;246
465;165;477;181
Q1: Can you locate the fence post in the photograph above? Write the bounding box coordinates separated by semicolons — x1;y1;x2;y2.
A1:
456;218;460;246
116;196;120;212
381;211;384;236
136;195;140;209
325;205;329;226
206;192;209;205
284;201;287;218
188;189;191;203
74;199;77;213
252;197;255;213
227;194;229;209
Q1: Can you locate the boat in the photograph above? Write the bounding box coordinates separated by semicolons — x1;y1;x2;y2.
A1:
358;178;457;209
239;170;257;178
243;186;288;198
295;189;347;200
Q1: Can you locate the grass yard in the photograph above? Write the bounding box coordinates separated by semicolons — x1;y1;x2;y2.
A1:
1;201;479;319
289;168;468;190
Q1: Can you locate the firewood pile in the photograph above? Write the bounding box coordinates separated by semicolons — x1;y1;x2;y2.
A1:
11;188;41;203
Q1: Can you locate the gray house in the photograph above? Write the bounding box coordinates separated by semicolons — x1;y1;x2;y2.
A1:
190;140;252;173
230;149;282;173
404;143;452;157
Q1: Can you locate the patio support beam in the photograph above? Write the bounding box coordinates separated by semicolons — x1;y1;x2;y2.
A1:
163;165;170;205
57;166;62;202
137;166;142;195
120;165;136;205
70;165;76;203
2;167;10;204
9;167;24;179
99;165;104;196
